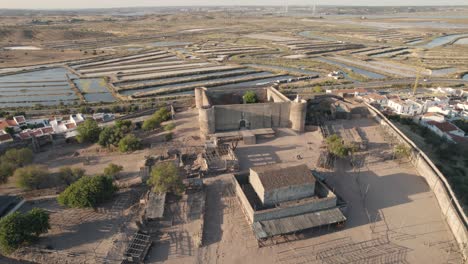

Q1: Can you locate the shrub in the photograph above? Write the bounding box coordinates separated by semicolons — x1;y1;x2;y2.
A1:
104;163;123;178
312;85;324;93
15;165;49;190
98;121;133;148
76;119;101;143
142;107;171;131
1;148;33;167
147;162;184;195
326;135;349;158
58;167;85;186
0;162;15;183
118;134;141;153
243;91;257;104
163;123;176;131
0;209;50;254
153;107;171;122
57;175;116;208
142;117;160;131
165;132;173;141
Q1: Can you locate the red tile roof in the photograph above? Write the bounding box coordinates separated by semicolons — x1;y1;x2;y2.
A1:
41;127;54;134
65;123;76;130
0;133;13;142
0;121;9;130
427;121;459;133
14;116;26;123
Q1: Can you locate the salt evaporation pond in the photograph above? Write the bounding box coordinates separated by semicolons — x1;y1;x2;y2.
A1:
422;34;468;48
0;67;79;107
121;72;273;96
315;58;385;79
74;78;116;103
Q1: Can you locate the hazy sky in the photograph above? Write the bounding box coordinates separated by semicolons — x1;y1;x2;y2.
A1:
0;0;467;9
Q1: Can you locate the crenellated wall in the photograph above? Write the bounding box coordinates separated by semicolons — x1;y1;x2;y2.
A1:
195;86;307;138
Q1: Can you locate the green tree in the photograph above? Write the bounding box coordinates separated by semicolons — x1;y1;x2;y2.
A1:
57;175;116;208
0;162;15;183
243;91;257;104
0;209;49;254
104;163;123;178
142;107;171;131
1;148;33;167
4;127;14;136
147;162;184;195
118;134;141;153
15;165;49;190
76;119;101;144
98;121;133;148
153;107;171;122
58;167;85;186
142;117;160;131
326;135;349;158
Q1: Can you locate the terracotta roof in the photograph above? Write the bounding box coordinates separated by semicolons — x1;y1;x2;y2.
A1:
14;116;26;123
0;133;13;142
18;131;31;140
427;121;459;133
0;120;10;130
451;134;468;144
365;93;386;100
41;127;54;134
65;123;76;130
251;164;315;191
423;112;443;117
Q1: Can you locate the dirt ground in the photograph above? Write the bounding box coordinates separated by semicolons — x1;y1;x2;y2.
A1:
0;112;463;263
144;117;463;264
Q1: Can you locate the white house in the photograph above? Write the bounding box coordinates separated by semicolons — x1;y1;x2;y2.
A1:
429;87;462;96
421;112;445;123
70;114;85;125
388;98;423;116
423;120;466;143
362;93;388;106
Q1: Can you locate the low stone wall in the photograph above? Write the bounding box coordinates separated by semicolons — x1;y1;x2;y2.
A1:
365;103;468;259
232;174;255;223
233;174;338;224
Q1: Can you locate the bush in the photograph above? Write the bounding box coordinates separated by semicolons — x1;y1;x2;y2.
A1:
153;107;171;122
165;132;173;142
147;162;184;195
1;148;33;167
0;208;50;254
243;91;257;104
15;165;49;190
163;123;176;131
57;175;116;208
0;162;15;184
142;107;171;131
394;144;411;159
58;167;85;186
312;86;324;93
98;121;133;148
76;119;101;143
104;163;123;178
118;134;141;153
326;135;349;158
142;117;160;131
